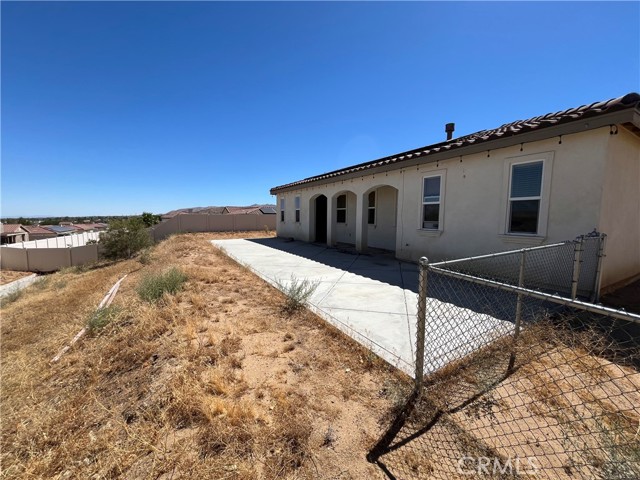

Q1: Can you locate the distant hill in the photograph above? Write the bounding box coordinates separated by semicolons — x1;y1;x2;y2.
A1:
163;204;276;218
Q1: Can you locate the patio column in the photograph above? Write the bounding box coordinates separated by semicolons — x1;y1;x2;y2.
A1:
355;192;367;252
327;196;335;247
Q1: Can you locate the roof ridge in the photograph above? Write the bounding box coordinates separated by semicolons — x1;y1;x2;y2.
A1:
271;92;640;193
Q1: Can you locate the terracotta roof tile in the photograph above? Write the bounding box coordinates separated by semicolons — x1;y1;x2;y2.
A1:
22;225;55;235
270;93;640;193
0;224;25;234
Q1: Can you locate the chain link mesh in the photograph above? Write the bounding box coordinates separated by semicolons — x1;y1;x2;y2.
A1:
369;233;640;479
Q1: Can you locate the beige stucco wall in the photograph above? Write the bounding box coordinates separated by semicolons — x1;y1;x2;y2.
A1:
0;244;97;272
367;185;397;251
151;214;276;241
276;127;640;288
0;248;29;271
598;128;640;289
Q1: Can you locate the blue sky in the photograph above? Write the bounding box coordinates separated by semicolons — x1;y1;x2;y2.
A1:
2;1;639;217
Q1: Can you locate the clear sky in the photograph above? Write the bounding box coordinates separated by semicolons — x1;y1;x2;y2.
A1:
2;1;639;217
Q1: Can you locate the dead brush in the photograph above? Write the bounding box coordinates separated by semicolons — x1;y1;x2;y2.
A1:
275;275;319;315
263;410;313;475
185;265;221;284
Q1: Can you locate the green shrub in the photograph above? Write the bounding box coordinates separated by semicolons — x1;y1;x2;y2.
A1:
102;217;153;260
87;305;122;332
137;267;187;303
276;275;319;315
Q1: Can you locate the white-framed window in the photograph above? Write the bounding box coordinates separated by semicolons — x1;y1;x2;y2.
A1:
422;175;442;230
500;152;553;239
367;191;376;225
336;194;347;223
280;198;285;222
508;160;544;234
294;196;301;223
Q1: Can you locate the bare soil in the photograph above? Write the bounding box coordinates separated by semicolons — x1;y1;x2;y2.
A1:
0;232;411;479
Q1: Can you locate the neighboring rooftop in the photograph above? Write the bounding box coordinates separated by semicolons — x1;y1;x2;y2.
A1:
271;92;640;193
21;225;56;235
42;225;79;234
163;205;276;218
0;224;26;235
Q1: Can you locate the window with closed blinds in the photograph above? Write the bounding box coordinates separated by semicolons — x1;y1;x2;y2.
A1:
294;196;301;223
509;161;543;233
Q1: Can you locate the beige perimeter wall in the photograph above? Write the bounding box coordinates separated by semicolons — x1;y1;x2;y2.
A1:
0;245;99;272
151;214;276;242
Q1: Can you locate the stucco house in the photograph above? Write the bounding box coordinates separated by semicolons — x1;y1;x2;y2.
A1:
22;225;57;240
0;224;28;245
270;93;640;293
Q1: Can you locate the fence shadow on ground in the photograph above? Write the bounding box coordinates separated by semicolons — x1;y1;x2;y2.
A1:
368;313;640;480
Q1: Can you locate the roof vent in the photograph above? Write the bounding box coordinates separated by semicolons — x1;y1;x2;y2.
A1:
445;123;455;140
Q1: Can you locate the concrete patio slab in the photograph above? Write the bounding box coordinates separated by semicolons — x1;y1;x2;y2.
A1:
211;237;514;378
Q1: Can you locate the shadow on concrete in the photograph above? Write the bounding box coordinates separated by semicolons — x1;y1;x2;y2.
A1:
247;237;419;293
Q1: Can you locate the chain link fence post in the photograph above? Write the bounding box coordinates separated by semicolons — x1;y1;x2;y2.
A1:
414;256;429;396
591;233;607;303
508;249;526;372
571;235;584;300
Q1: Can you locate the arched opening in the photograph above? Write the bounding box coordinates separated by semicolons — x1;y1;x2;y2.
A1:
312;195;328;243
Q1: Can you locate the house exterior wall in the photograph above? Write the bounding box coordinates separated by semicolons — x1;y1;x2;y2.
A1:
367;186;397;251
275;127;638;289
333;191;357;245
598;128;640;289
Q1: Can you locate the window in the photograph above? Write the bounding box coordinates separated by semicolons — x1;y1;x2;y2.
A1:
336;194;347;223
280;198;285;222
294;196;301;223
367;191;376;225
508;161;543;234
422;176;441;230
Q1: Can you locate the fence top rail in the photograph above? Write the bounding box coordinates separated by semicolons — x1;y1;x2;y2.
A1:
430;241;573;267
428;265;640;324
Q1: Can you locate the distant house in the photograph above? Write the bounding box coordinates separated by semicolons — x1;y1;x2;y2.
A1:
162;205;277;219
271;93;640;292
42;225;79;236
0;224;28;245
223;205;277;215
71;223;108;232
22;225;56;240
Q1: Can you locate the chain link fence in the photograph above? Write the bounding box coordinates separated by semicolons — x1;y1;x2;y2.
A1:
369;233;640;479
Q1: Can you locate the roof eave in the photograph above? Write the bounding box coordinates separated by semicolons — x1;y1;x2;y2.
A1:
270;108;638;195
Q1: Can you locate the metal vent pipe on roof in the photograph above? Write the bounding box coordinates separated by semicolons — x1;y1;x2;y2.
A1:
445;123;455;140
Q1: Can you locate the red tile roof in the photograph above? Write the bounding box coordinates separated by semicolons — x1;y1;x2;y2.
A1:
0;224;25;234
22;225;55;235
225;206;264;215
270;92;640;193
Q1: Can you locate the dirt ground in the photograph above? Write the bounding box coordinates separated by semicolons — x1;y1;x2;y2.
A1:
1;232;411;479
4;232;637;479
0;270;33;286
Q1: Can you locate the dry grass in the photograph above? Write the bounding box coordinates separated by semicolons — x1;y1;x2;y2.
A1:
1;231;408;479
0;270;33;286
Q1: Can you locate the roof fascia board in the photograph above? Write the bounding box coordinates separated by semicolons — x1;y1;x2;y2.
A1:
271;109;637;194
